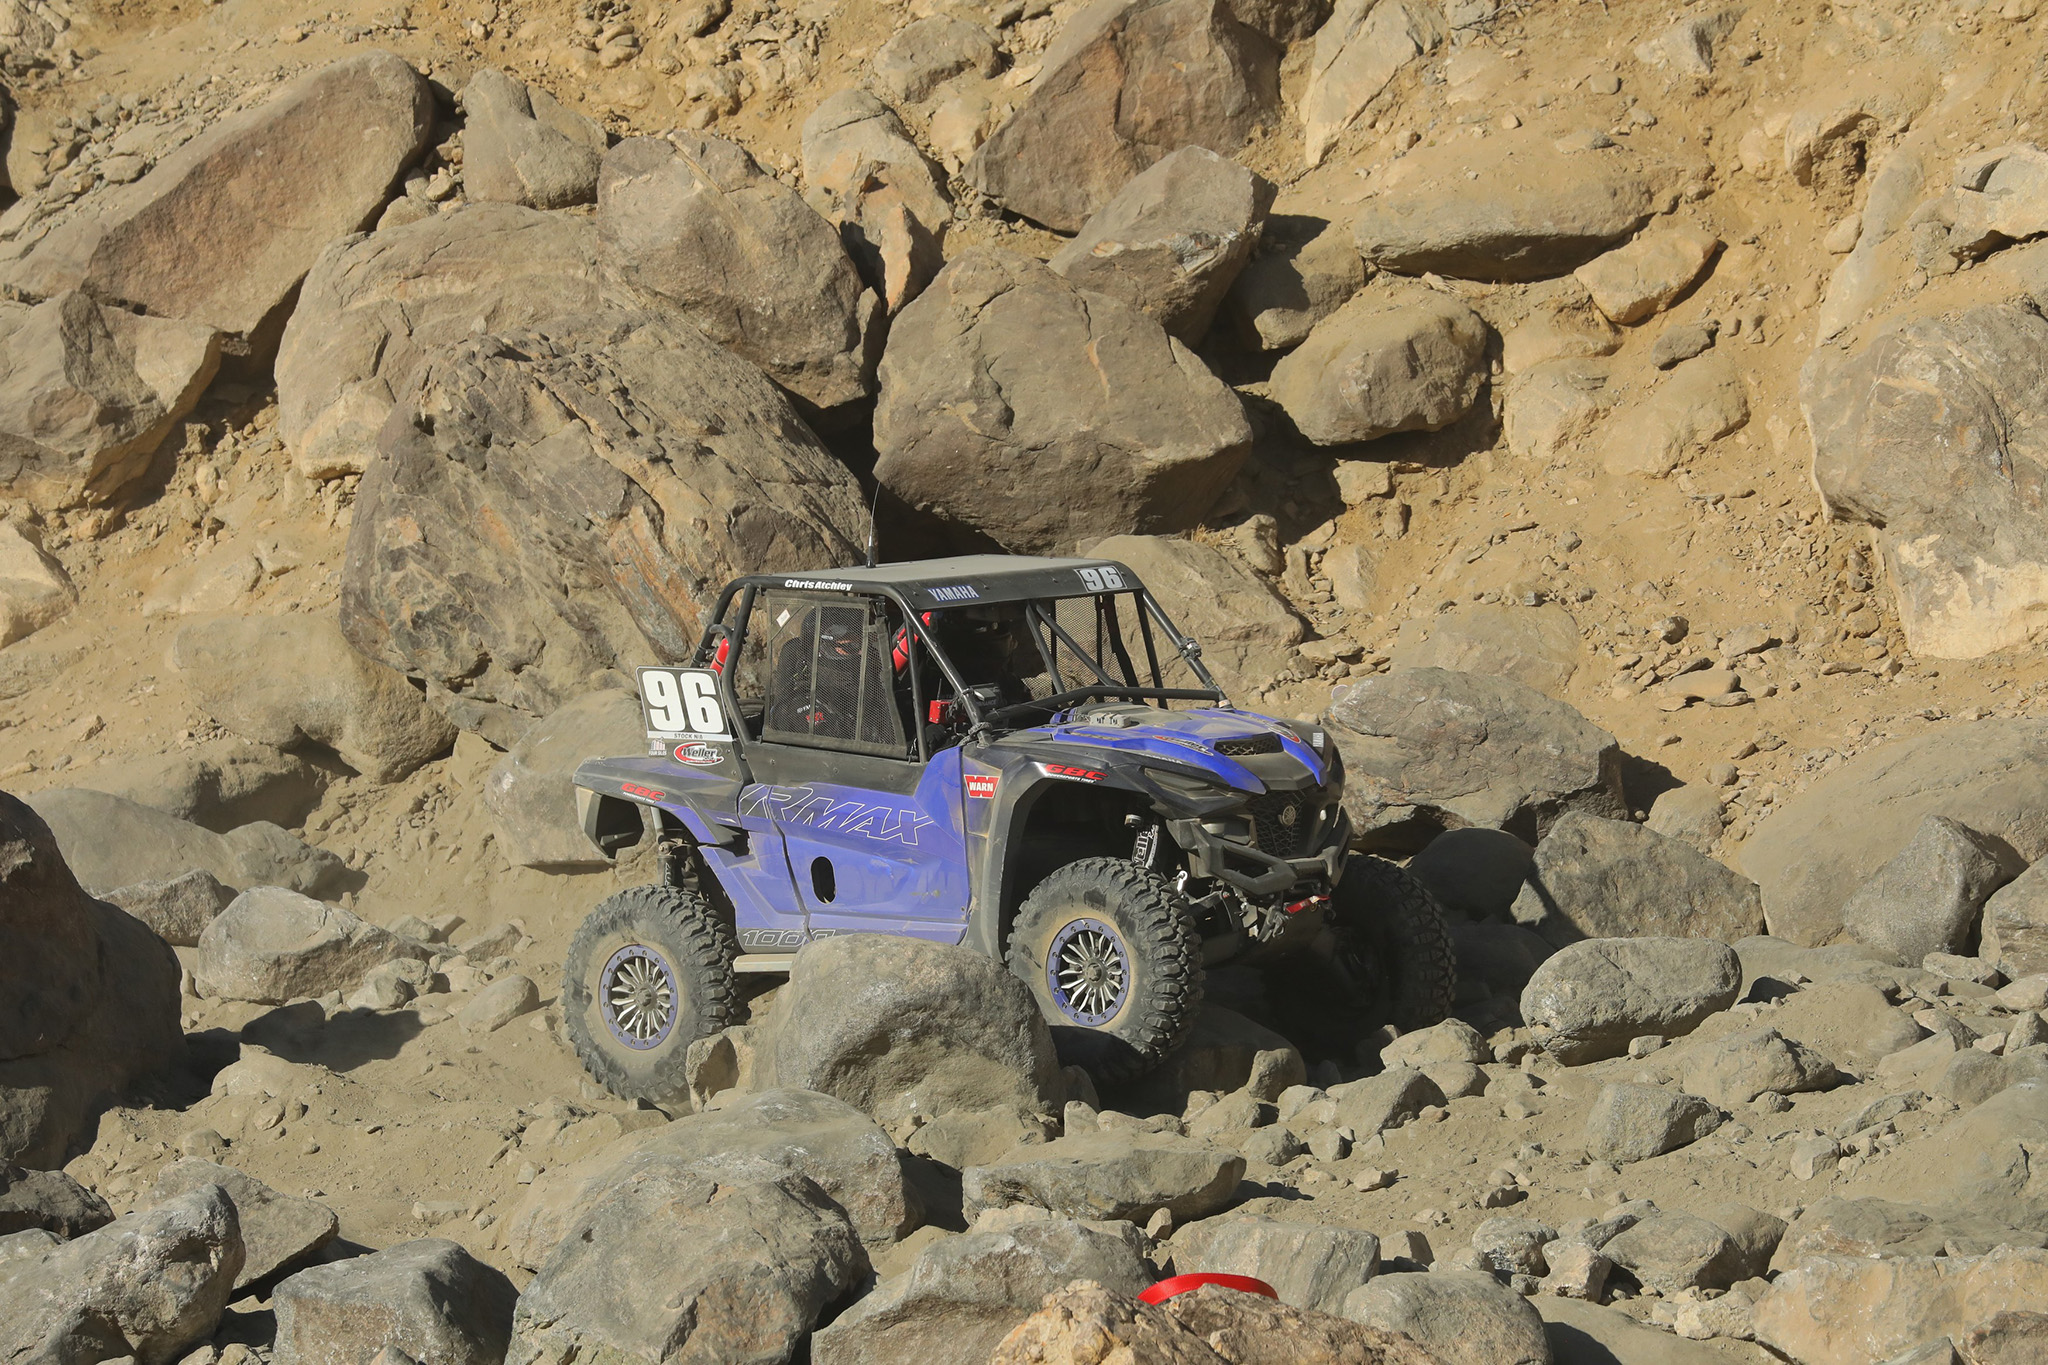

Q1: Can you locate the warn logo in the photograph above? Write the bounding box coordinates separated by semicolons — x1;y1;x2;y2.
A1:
739;784;936;845
964;773;998;800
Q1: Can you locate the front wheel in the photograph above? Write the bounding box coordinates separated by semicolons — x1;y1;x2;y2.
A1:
561;884;739;1104
1006;857;1203;1087
1262;855;1456;1061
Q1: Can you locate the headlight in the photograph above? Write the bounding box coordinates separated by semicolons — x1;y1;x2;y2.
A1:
1143;766;1236;804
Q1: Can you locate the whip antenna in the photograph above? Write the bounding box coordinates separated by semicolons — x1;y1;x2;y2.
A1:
865;480;882;568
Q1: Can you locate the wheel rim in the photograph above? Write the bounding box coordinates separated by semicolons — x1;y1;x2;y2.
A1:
1047;917;1130;1026
600;944;680;1051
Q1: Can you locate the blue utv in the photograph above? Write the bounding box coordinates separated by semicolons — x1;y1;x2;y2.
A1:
563;554;1455;1099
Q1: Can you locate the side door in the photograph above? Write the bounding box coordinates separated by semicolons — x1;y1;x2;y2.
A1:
736;590;971;942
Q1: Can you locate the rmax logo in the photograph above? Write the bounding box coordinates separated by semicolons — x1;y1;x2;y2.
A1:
740;784;937;845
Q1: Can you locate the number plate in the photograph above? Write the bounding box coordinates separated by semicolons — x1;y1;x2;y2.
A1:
637;667;733;742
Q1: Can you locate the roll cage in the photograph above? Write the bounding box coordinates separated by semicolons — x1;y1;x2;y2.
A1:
689;556;1229;760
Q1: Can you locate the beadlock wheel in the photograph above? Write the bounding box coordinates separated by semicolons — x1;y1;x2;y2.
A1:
562;884;738;1104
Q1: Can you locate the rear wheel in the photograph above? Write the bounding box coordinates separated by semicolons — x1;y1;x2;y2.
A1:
562;884;739;1104
1006;857;1203;1086
1262;855;1456;1061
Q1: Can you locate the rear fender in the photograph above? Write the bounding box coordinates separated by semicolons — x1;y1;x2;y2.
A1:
573;753;748;852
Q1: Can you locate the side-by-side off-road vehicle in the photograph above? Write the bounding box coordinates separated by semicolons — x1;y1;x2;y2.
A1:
561;554;1454;1100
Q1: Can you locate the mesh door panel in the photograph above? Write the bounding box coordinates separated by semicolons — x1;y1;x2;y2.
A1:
759;593;909;756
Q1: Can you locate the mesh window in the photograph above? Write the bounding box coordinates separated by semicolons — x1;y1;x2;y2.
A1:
759;593;909;757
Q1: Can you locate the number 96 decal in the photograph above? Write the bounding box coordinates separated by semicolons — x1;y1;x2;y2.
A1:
637;667;731;741
1077;565;1127;592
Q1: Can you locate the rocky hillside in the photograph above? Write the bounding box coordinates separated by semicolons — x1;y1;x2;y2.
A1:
6;0;2048;1360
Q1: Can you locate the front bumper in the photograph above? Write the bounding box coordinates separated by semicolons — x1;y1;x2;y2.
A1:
1167;806;1351;897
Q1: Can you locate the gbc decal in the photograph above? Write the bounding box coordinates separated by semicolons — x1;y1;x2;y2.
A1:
619;782;667;802
1039;762;1106;782
740;784;936;845
964;773;999;800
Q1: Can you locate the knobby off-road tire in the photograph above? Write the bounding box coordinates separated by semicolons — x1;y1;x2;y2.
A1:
1332;854;1458;1033
1263;854;1456;1061
562;884;740;1105
1006;857;1204;1087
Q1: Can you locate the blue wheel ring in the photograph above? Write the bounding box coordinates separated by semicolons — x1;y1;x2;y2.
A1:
1047;917;1131;1027
600;944;680;1051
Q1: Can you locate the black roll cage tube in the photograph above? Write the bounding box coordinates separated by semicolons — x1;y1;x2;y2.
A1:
689;575;1229;757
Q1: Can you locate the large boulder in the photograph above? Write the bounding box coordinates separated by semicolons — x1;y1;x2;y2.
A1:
340;310;864;739
1352;133;1661;281
0;1185;243;1365
1048;146;1274;345
799;91;952;315
1840;813;2013;966
1387;604;1583;698
992;1280;1443;1365
1851;1080;2048;1225
1803;297;2048;659
1599;353;1750;479
1341;1269;1551;1365
598;131;875;410
74;738;329;833
502;1089;918;1269
1741;721;2048;948
1681;1026;1841;1109
1986;860;2048;978
1167;1217;1381;1315
507;1155;865;1365
26;787;347;898
1601;1213;1746;1295
483;689;645;870
0;292;220;510
2;52;432;347
172;614;456;783
0;791;183;1167
149;1159;337;1291
769;935;1061;1125
962;1130;1244;1224
1322;667;1627;851
459;67;607;209
1520;937;1742;1064
1507;813;1765;945
273;1237;516;1365
275;203;602;480
1572;226;1720;325
872;248;1251;553
1583;1082;1722;1163
1268;288;1491;445
0;517;76;646
1218;211;1365;350
0;1163;111;1238
871;15;1002;102
1086;535;1305;696
965;0;1277;234
813;1218;1152;1365
1300;0;1444;167
194;887;429;1005
1752;1246;2048;1365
